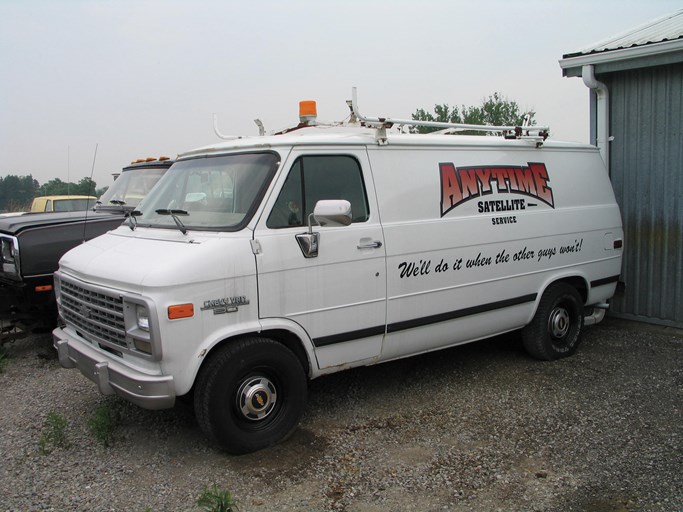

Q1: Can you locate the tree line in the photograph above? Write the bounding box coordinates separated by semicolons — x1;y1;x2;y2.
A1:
0;175;106;212
411;92;534;134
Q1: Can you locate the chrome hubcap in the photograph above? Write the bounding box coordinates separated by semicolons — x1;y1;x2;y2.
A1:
548;306;570;339
236;376;277;421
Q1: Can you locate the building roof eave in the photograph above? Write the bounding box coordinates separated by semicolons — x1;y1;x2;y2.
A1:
559;38;683;77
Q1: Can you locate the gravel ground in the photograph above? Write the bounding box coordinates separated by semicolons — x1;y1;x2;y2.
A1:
0;318;681;512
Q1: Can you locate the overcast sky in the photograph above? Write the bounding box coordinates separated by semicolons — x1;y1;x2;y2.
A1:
1;0;680;188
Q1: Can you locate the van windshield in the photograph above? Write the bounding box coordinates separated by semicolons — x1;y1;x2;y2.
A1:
134;152;280;231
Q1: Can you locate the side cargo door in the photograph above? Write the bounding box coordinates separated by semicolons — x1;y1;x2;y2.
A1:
253;149;386;369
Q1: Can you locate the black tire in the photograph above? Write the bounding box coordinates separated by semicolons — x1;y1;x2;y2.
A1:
522;283;584;361
194;337;308;454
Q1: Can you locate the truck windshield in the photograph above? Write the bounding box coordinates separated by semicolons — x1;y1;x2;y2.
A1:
97;168;167;211
134;152;280;231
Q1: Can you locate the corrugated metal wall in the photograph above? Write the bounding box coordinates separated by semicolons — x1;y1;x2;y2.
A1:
606;63;683;328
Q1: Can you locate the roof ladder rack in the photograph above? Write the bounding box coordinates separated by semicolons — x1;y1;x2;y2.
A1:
350;87;549;146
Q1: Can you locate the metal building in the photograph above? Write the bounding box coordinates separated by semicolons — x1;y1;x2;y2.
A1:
560;10;683;328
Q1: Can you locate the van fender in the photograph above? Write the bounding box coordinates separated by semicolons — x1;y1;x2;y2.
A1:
172;320;268;396
183;318;318;391
525;272;590;326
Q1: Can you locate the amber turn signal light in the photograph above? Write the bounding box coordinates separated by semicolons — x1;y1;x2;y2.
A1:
168;303;194;320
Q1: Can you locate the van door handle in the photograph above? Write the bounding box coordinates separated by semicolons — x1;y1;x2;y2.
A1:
357;239;383;249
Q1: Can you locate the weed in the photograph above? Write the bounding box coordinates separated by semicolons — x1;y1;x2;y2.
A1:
88;405;116;447
39;411;69;454
0;347;8;373
197;484;239;512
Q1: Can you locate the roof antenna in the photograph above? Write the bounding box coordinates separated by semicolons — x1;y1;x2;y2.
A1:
82;143;98;242
67;146;71;196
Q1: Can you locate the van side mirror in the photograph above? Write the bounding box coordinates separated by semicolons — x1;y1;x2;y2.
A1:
296;200;352;258
312;200;353;228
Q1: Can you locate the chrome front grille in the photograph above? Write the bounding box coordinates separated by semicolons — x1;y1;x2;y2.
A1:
60;279;127;348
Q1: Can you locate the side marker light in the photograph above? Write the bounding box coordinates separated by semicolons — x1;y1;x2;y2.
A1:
168;303;194;320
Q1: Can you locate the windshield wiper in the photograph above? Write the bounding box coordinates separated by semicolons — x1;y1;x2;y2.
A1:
109;199;126;205
155;209;189;235
127;210;142;231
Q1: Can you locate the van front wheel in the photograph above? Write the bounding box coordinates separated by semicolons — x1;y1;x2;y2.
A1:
522;283;583;361
194;337;308;454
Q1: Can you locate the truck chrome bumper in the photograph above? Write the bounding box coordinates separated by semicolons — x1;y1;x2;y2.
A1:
53;327;175;410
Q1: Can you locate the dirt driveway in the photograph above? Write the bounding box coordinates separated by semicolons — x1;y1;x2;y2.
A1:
1;318;681;511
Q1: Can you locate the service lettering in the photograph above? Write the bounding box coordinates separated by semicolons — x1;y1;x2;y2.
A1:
397;239;584;279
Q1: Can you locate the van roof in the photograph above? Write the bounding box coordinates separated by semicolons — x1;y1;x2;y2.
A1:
179;124;597;160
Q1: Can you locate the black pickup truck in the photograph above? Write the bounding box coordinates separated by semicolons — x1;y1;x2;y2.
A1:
0;157;174;342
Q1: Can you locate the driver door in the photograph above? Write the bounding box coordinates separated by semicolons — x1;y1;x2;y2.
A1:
254;149;386;369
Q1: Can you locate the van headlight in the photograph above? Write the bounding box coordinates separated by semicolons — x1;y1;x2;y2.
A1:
0;236;20;279
123;298;157;357
136;304;150;331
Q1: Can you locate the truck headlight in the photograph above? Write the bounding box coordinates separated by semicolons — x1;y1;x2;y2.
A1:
1;239;13;260
1;236;20;279
136;304;150;331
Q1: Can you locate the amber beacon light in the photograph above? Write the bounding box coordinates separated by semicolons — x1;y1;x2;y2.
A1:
299;100;317;123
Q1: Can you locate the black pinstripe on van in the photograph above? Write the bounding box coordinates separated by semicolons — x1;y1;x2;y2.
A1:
312;293;538;348
313;326;387;348
590;275;620;288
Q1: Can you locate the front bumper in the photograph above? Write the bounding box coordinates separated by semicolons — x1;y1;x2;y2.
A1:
53;327;175;410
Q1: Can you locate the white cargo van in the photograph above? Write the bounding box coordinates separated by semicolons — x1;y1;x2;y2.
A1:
53;91;623;454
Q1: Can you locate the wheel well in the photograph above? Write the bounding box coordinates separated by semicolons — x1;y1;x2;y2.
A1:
260;328;311;375
201;329;310;376
184;329;311;402
553;276;588;304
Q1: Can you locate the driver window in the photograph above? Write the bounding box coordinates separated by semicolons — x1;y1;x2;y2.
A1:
267;155;369;229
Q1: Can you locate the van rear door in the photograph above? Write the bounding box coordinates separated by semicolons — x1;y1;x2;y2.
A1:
254;149;386;369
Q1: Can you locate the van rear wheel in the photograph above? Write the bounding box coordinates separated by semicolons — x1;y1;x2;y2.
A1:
194;337;308;454
522;283;583;361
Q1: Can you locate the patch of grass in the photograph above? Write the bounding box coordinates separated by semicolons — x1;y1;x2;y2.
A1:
39;411;69;454
197;484;238;512
88;405;117;447
0;347;8;373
